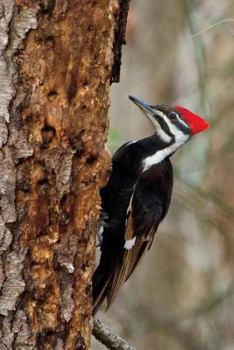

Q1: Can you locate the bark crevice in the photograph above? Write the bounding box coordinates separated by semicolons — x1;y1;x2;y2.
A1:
0;0;129;348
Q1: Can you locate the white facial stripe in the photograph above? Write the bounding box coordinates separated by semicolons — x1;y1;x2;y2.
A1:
143;109;189;170
143;138;188;170
124;237;136;250
156;128;171;143
176;114;190;129
145;111;172;144
154;110;188;143
146;112;160;128
141;108;190;170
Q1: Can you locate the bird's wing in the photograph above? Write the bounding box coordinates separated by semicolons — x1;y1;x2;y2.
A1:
106;171;165;307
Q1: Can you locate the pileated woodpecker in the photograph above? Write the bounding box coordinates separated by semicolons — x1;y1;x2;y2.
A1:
93;96;209;314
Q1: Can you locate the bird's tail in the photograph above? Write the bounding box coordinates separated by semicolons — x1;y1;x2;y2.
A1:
92;263;112;315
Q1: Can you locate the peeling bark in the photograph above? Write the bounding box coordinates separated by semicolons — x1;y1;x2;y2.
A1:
0;1;125;349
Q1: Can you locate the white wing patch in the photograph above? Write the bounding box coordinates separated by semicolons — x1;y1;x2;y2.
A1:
126;194;133;215
98;210;108;245
97;225;104;245
124;237;136;250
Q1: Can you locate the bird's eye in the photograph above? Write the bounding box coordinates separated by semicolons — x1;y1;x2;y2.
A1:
168;112;178;121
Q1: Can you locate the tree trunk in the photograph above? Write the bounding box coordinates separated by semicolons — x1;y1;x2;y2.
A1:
0;1;128;349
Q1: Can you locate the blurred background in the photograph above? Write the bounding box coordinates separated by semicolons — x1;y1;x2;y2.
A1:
93;0;234;349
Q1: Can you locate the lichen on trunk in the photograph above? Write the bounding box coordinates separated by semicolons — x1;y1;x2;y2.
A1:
0;0;120;349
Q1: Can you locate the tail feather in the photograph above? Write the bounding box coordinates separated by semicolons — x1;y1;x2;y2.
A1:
92;264;112;315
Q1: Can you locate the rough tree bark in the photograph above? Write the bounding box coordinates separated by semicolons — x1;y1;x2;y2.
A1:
0;1;129;349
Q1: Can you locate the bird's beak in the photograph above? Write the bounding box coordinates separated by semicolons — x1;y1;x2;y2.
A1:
129;95;158;127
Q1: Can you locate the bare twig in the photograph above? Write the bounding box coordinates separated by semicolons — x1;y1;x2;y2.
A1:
92;318;137;350
189;18;234;39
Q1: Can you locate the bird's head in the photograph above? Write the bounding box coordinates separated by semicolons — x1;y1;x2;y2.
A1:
129;95;209;149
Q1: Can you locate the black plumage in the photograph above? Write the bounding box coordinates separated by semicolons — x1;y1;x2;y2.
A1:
93;138;173;313
92;95;209;314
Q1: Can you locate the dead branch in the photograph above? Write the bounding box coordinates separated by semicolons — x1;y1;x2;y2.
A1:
93;318;137;350
111;0;131;83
